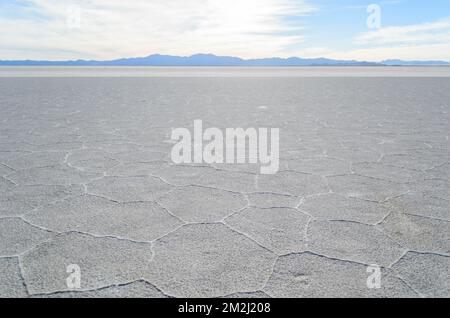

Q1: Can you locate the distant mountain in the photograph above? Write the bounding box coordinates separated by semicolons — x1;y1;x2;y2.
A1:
0;53;449;66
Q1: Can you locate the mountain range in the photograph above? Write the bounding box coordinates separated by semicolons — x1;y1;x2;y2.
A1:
1;54;449;66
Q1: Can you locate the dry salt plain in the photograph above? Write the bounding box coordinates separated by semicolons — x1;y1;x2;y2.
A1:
0;67;449;298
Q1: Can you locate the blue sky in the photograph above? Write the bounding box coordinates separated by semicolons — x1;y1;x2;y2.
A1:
1;0;449;61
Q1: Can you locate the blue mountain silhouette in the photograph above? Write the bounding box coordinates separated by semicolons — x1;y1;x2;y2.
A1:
0;53;449;66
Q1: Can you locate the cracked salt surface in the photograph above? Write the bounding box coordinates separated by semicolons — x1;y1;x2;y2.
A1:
0;74;449;298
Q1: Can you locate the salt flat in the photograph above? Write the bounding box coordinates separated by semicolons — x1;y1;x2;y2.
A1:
1;66;450;77
0;68;449;298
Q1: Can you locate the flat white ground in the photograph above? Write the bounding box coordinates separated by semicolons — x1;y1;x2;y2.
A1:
0;69;449;297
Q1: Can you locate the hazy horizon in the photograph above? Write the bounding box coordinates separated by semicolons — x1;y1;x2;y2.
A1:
1;53;450;66
1;0;450;62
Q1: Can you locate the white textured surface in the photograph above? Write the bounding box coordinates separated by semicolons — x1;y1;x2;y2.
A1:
0;73;449;298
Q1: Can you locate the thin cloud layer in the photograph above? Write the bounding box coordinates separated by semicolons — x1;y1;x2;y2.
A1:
355;18;450;45
1;0;449;61
0;0;316;60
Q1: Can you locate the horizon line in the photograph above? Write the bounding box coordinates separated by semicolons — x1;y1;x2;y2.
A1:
1;53;450;65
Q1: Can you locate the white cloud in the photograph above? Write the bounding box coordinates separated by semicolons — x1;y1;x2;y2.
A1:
0;0;316;60
337;18;450;62
323;43;450;62
2;1;449;62
295;18;450;62
354;18;450;45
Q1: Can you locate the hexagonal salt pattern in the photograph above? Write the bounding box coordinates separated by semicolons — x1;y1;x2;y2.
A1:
24;195;183;242
307;220;405;267
264;253;417;298
146;224;277;297
21;232;154;295
1;76;450;298
225;207;309;254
